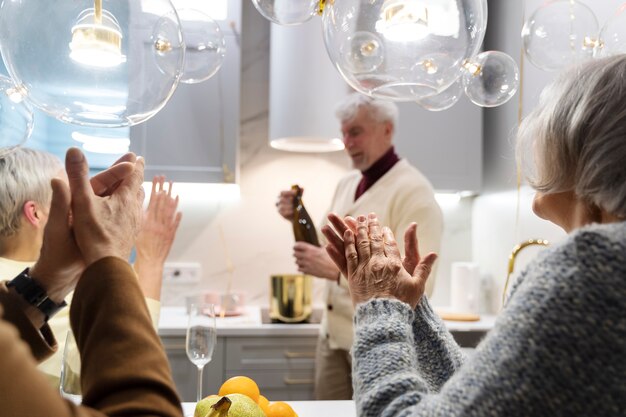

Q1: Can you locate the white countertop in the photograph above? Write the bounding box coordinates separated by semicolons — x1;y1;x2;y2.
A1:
158;306;496;337
182;400;356;417
158;306;321;337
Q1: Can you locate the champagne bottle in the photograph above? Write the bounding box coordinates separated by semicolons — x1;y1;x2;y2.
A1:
291;185;320;246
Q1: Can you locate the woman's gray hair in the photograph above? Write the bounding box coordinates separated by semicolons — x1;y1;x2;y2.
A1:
517;54;626;218
335;92;399;127
0;147;63;237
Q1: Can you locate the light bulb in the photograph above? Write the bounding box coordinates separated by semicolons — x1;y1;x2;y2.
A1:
341;32;385;74
462;51;519;107
522;0;598;72
69;8;126;68
375;0;461;42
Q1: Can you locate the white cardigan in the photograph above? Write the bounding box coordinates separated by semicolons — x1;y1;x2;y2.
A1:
319;159;443;350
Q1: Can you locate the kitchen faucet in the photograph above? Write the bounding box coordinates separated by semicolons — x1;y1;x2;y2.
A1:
503;239;550;306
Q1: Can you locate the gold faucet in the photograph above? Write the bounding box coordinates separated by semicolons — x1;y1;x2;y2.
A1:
502;239;550;305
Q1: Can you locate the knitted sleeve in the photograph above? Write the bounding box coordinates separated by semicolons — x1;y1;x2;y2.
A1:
411;296;465;391
352;227;626;417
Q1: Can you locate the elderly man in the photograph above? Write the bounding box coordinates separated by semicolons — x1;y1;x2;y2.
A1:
0;147;181;387
276;93;443;399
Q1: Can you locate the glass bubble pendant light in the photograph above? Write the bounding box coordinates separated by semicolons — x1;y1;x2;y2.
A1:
522;0;598;72
251;0;319;25
0;76;34;156
0;0;185;127
176;8;226;84
416;77;463;111
462;50;519;107
594;4;626;58
322;0;488;101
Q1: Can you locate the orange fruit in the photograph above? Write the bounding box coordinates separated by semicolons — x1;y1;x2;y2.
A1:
218;376;261;403
258;395;270;415
267;401;298;417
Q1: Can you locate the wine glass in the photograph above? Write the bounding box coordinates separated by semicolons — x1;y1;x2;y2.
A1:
59;330;82;404
186;303;217;403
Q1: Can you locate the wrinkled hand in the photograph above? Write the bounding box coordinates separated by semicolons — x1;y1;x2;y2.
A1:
134;176;182;299
66;147;145;266
30;151;137;303
322;213;437;308
293;242;340;280
276;189;296;220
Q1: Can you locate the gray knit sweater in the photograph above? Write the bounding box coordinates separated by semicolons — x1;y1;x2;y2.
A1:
352;221;626;416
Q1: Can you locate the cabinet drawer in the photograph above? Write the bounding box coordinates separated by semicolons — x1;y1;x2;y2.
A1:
226;336;317;371
161;336;225;401
225;369;315;401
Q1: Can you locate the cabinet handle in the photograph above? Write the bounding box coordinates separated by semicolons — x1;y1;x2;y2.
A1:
283;377;315;385
284;351;316;359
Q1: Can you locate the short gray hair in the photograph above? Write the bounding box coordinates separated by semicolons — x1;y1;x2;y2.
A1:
335;92;399;127
516;55;626;218
0;147;63;237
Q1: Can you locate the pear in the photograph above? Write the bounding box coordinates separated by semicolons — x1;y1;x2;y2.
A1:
195;393;266;417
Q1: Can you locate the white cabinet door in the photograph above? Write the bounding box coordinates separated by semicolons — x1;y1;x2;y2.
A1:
130;33;240;184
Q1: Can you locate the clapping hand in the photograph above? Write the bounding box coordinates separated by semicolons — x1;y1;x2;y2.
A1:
134;176;182;300
30;148;145;307
322;212;437;309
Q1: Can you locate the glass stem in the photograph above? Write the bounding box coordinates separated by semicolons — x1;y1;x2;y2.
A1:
196;366;204;402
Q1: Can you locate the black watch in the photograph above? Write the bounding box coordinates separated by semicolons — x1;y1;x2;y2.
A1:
6;268;67;321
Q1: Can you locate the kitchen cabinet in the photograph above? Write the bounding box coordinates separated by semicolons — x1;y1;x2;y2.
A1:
162;335;316;401
161;336;226;401
129;2;242;184
225;336;317;400
395;98;483;193
158;307;494;401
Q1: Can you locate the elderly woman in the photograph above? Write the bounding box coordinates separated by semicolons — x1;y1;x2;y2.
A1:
322;55;626;416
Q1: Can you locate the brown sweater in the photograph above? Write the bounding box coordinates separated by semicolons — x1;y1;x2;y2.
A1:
0;257;183;417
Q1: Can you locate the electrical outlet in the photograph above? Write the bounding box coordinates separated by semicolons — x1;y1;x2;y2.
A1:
163;262;202;284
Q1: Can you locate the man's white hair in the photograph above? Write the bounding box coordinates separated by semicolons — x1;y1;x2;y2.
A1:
0;147;63;237
335;92;399;127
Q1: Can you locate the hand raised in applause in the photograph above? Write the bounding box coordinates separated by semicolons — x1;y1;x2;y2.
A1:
322;212;437;308
134;176;182;299
30;148;143;318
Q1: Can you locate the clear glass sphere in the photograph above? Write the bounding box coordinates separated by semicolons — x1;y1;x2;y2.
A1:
416;77;462;111
463;50;519;107
0;0;185;127
522;0;598;72
595;5;626;57
0;76;34;155
251;0;318;25
322;0;488;101
176;9;226;84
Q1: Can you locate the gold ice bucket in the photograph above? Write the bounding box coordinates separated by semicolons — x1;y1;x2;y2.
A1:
269;274;313;323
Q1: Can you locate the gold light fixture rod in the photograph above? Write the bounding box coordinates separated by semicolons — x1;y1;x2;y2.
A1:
95;0;102;24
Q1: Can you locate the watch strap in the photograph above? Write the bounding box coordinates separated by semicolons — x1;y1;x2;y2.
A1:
6;268;67;321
